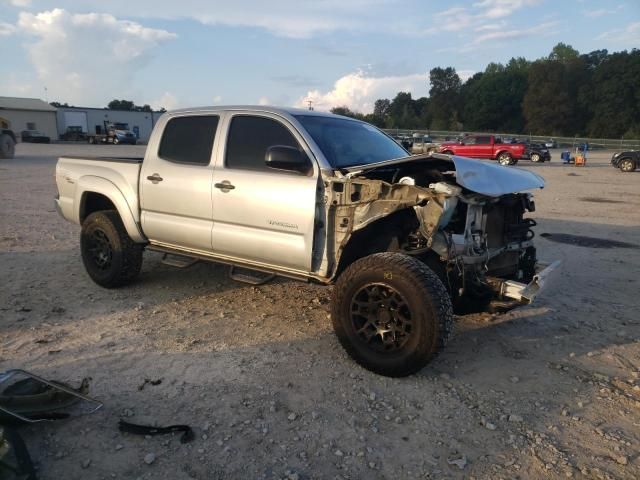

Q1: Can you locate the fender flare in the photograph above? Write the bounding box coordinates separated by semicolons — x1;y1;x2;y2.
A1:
74;176;147;243
494;150;513;159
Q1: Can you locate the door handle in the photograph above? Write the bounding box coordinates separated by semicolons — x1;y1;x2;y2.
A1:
214;181;235;191
146;173;163;183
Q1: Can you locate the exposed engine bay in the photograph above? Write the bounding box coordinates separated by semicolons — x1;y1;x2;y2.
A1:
323;153;551;310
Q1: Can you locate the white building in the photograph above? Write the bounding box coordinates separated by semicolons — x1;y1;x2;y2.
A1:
0;97;58;139
56;106;165;142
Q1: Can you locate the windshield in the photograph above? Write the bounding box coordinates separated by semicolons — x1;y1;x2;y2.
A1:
295;115;408;168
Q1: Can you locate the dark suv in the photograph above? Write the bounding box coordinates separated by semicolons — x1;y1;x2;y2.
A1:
611;150;639;172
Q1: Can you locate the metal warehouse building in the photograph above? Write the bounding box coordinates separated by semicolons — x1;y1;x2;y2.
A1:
0;97;58;139
56;107;165;142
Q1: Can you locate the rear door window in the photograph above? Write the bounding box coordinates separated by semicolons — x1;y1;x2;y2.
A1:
158;115;219;165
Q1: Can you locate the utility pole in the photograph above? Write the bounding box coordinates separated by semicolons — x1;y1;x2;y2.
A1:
44;86;48;103
306;100;314;111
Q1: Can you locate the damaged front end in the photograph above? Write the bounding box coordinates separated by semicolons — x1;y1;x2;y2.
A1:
325;154;557;311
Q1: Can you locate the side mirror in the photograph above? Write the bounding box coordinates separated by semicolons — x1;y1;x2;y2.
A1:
265;145;311;174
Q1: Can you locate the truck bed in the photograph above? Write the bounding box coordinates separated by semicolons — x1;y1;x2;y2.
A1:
55;155;143;229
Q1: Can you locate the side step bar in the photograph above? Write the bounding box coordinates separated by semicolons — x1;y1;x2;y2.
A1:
229;266;275;285
161;253;199;269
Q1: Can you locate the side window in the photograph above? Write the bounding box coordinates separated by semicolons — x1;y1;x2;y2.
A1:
158;115;219;165
226;116;305;171
475;136;491;145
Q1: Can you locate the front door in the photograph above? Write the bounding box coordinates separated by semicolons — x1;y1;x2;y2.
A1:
140;114;220;251
211;113;318;272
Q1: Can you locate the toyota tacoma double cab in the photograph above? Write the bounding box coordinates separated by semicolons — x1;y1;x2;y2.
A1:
439;135;527;165
55;107;557;377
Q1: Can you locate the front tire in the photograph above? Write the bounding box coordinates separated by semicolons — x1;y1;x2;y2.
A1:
531;153;541;163
80;210;143;288
0;133;16;159
331;253;453;377
620;158;636;172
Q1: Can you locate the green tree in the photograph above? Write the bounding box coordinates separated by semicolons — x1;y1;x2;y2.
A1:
108;99;136;111
548;42;580;64
428;67;461;129
588;50;640;137
523;60;572;135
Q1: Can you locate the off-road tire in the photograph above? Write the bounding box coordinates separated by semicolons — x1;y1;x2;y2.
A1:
331;252;453;377
0;134;16;159
530;153;541;163
497;152;512;166
80;210;143;288
620;158;635;172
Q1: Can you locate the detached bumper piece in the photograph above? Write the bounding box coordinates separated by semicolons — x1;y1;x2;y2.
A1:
492;260;561;305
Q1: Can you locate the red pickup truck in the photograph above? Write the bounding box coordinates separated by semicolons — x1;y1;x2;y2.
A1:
439;135;526;165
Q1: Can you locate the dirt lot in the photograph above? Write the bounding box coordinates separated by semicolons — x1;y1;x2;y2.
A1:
1;143;639;480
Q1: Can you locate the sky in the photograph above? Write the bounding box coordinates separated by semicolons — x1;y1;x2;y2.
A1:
1;0;639;113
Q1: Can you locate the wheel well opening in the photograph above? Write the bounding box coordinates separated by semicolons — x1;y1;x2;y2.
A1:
81;192;116;223
335;209;419;278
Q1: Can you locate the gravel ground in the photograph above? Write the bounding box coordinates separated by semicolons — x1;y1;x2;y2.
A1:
1;143;639;480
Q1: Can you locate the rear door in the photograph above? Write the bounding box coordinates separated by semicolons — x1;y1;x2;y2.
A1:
211;113;318;272
140;114;221;251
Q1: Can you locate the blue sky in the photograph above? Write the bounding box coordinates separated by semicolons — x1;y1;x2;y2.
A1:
1;0;638;112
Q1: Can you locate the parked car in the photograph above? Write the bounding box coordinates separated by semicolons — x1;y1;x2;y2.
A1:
439;135;527;165
410;133;439;155
527;143;551;162
611;150;639;172
55;106;556;377
544;139;558;148
21;130;51;143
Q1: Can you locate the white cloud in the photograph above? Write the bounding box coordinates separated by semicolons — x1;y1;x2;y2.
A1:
152;92;179;111
9;0;32;6
258;96;271;106
295;70;428;113
583;5;624;17
25;0;390;39
473;0;542;19
0;22;16;35
597;21;640;47
475;20;558;43
12;9;176;106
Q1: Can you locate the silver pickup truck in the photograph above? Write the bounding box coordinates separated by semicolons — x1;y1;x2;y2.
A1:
55;106;557;377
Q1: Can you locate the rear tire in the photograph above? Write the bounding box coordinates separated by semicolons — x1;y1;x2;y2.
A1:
531;153;541;163
0;133;15;159
80;210;143;288
620;158;635;172
331;252;453;377
497;152;512;166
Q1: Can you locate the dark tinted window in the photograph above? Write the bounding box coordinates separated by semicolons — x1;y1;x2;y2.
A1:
159;115;219;165
474;136;491;145
226;116;302;171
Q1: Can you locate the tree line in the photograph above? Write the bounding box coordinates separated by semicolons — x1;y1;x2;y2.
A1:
330;43;640;139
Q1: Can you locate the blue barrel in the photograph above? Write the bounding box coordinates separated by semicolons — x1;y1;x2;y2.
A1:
561;151;571;163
